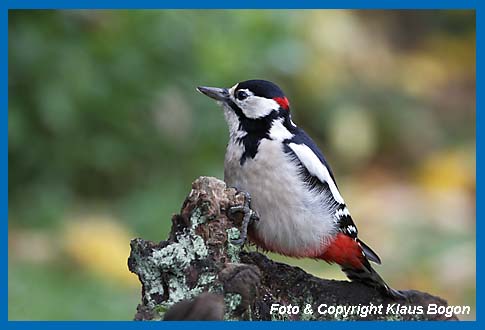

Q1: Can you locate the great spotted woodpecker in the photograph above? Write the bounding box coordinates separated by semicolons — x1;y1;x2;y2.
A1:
197;79;405;299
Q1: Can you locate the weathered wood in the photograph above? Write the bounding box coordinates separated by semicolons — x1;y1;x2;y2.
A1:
128;176;458;321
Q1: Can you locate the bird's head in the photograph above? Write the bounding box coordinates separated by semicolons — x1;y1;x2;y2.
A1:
197;79;293;136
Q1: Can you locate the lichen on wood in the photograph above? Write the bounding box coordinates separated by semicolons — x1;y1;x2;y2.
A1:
128;176;458;321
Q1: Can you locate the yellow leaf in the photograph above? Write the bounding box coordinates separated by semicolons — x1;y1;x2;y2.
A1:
62;215;139;287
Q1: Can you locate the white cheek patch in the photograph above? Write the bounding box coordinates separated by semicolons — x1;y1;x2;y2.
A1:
240;96;280;119
288;143;345;205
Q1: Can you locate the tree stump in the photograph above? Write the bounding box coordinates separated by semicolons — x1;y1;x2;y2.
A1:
128;176;458;321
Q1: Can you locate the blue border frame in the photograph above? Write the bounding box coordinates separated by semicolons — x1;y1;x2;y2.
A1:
4;0;480;328
0;0;480;9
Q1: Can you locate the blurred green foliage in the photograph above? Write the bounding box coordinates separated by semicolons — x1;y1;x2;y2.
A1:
9;10;475;320
9;261;139;320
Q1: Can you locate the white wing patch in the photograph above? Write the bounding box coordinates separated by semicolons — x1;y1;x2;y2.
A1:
288;143;345;204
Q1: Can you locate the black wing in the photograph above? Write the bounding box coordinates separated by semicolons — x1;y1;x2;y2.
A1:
284;129;381;265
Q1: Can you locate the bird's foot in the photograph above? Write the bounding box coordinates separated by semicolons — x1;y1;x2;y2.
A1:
228;191;259;245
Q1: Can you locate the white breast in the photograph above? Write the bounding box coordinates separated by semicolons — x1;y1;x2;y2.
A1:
224;138;338;257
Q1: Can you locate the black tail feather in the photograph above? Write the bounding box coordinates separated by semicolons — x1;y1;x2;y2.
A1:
342;261;407;300
357;238;381;264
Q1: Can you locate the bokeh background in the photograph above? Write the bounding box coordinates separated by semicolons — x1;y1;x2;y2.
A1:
8;10;475;320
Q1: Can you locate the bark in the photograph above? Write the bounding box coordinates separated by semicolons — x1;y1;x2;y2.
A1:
128;176;458;321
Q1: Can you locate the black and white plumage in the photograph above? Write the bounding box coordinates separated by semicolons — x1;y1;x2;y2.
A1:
197;79;403;298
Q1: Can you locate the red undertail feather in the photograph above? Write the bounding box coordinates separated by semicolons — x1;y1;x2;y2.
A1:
320;233;364;269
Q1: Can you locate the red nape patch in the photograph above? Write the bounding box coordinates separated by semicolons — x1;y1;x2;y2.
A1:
320;233;364;269
273;97;290;110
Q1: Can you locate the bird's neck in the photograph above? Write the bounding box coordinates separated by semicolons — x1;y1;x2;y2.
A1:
228;114;297;166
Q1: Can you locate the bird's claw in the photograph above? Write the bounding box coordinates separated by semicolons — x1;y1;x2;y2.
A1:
228;205;259;221
228;191;259;245
230;237;246;245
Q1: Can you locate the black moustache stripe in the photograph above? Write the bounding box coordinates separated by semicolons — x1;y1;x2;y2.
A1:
227;100;297;165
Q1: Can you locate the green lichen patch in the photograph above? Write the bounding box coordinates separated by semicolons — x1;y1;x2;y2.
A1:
192;235;208;259
138;205;226;317
226;228;241;263
168;276;202;304
153;271;220;319
190;207;207;229
198;273;216;286
150;223;208;274
224;293;243;320
154;305;169;316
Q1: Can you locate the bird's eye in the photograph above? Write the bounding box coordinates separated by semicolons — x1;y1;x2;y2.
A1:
236;90;249;100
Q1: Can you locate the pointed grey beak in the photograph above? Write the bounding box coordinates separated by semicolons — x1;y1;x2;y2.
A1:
196;86;229;102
